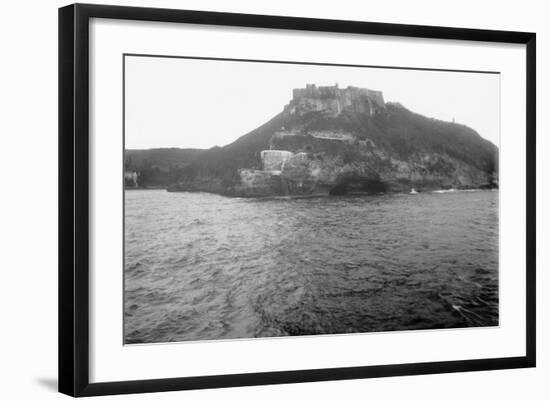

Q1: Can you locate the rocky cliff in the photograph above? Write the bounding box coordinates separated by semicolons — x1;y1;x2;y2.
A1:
168;84;498;196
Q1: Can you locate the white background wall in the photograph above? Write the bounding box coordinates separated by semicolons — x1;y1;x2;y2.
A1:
0;0;547;399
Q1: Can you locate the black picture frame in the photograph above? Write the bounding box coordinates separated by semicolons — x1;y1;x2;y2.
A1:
59;3;536;397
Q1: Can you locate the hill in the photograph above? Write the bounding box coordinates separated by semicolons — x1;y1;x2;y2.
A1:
138;84;499;196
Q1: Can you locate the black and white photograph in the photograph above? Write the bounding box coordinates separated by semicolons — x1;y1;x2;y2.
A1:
0;0;544;398
123;55;500;344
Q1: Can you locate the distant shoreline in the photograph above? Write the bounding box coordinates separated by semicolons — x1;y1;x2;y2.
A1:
125;186;167;190
124;187;499;198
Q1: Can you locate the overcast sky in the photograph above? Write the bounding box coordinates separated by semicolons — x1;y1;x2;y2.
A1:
125;56;500;149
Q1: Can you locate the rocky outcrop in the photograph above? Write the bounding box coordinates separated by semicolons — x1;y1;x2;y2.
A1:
234;169;286;197
168;84;498;197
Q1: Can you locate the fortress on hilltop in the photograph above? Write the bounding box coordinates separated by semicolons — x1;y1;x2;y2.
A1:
166;82;498;197
284;84;386;117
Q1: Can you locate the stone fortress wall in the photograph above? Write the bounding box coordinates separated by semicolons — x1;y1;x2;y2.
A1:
260;150;294;172
285;84;386;117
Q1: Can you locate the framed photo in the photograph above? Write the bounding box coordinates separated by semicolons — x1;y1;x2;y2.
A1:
58;3;536;397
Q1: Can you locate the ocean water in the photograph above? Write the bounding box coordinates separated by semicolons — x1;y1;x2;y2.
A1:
124;189;499;344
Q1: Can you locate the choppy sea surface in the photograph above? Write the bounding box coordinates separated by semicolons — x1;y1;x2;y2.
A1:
124;189;498;344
